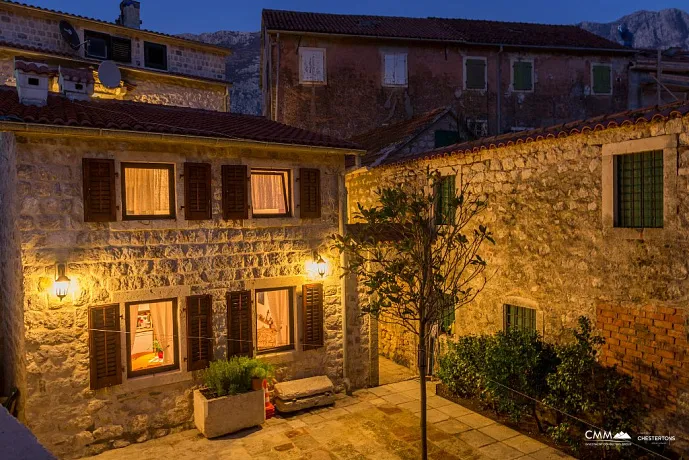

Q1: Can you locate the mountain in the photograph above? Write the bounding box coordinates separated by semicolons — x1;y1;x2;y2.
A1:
180;31;261;115
580;8;689;49
185;8;689;116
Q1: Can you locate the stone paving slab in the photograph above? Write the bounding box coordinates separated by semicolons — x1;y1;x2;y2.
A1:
86;379;574;460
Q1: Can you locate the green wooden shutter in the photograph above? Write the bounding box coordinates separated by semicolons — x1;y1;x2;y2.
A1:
434;130;460;148
435;175;456;225
465;58;486;90
513;61;533;91
592;65;611;94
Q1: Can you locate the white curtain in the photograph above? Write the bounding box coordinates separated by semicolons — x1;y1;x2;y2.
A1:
125;168;170;216
251;173;286;214
266;290;289;347
129;305;138;354
150;301;174;365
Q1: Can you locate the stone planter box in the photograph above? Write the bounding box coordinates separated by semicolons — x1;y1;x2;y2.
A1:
193;389;265;438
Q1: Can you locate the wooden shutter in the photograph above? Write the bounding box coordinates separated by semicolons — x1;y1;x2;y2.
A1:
299;168;321;218
83;158;116;222
89;304;122;390
513;61;533;91
593;65;611;94
187;295;213;371
227;290;253;357
465;59;486;90
184;162;212;220
222;165;248;220
303;283;324;351
111;37;132;63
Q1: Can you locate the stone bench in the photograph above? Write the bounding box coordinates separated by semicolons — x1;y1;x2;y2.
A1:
273;375;335;413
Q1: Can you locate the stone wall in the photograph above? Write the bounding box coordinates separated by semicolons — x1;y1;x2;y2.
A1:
346;116;689;453
0;5;226;81
14;133;349;458
597;302;689;451
266;32;629;139
398;113;461;156
0;132;25;416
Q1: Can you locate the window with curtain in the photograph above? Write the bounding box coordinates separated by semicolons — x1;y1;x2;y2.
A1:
512;60;533;91
251;169;291;217
126;299;178;377
122;163;175;219
256;288;294;352
614;150;663;229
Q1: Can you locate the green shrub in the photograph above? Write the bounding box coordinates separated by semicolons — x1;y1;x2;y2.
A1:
202;357;274;397
437;335;488;398
483;328;559;424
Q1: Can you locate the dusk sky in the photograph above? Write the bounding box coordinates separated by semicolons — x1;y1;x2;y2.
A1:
27;0;686;34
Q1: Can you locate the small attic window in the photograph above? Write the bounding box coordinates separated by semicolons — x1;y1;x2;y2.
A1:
27;77;39;86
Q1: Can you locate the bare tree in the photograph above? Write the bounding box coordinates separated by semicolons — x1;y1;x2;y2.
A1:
333;166;494;459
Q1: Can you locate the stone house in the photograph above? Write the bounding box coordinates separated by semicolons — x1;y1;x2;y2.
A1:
0;84;369;457
0;0;231;110
346;102;689;451
260;9;636;139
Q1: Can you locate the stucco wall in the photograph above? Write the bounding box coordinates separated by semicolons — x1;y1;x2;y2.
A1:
346;117;689;450
266;33;629;139
15;134;352;458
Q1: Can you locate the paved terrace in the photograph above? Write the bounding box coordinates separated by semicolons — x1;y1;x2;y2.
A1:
88;380;573;460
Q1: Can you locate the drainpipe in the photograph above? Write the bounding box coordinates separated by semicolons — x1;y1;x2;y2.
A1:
275;33;281;122
496;45;503;135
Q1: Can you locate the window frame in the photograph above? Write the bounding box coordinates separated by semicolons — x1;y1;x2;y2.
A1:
84;30;111;60
613;150;664;229
503;304;537;332
511;58;535;93
299;47;327;85
464;56;487;91
255;286;295;355
124;298;180;379
111;36;132;64
382;51;408;87
144;41;168;71
250;168;292;218
591;63;613;96
121;162;176;221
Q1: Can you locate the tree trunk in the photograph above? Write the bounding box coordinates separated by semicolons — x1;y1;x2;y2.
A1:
419;321;428;460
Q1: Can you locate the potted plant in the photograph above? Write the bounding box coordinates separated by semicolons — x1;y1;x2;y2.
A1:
193;357;272;438
152;339;164;359
248;360;274;391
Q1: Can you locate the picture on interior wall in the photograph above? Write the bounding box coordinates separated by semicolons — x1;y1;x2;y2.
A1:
256;288;294;352
125;299;179;376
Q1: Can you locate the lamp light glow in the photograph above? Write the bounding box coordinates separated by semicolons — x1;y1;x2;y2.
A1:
316;255;327;278
54;263;71;301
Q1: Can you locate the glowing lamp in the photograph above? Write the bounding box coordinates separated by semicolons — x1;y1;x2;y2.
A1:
54;263;71;301
316;255;327;278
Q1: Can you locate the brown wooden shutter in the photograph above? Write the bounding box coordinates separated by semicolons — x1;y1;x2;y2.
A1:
89;304;122;390
303;283;324;350
186;295;213;371
83;158;116;222
184;162;212;220
299;168;321;218
227;290;253;357
222;165;248;220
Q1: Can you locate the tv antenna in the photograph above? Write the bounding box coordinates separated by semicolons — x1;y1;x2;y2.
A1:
98;60;122;89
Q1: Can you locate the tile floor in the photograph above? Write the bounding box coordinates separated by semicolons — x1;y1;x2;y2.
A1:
378;355;417;385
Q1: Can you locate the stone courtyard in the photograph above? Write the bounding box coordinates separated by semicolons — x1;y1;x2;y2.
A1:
87;380;573;460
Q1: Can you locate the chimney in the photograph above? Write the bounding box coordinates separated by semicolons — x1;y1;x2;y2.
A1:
14;58;52;106
116;1;141;29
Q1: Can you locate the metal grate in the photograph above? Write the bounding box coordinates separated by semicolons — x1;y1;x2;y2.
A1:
615;150;663;228
503;304;536;332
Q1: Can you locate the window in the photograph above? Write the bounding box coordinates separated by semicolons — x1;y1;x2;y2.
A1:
439;293;455;334
125;299;179;377
84;30;110;60
464;57;486;90
121;163;175;220
614;151;663;228
111;36;132;63
435;175;456;225
251;169;291;217
592;63;612;95
503;304;536;332
383;52;407;86
256;288;294;353
144;41;168;70
512;60;533;91
299;47;326;84
434;130;460;148
466;119;488;139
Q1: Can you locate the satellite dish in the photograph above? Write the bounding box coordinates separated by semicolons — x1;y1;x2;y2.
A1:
98;61;121;89
59;20;80;50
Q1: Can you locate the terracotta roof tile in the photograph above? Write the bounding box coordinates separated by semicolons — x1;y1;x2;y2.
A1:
262;9;629;51
0;86;360;150
380;101;689;167
59;66;94;84
14;58;55;76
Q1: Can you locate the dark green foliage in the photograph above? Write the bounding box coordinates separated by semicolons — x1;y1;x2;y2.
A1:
437;335;488;398
202;357;274;397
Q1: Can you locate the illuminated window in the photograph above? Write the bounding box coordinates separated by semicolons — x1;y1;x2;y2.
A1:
251;169;291;217
121;163;175;219
125;299;179;377
255;288;294;353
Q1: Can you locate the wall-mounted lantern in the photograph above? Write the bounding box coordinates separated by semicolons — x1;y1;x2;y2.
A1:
53;263;71;301
306;252;329;280
315;254;327;278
